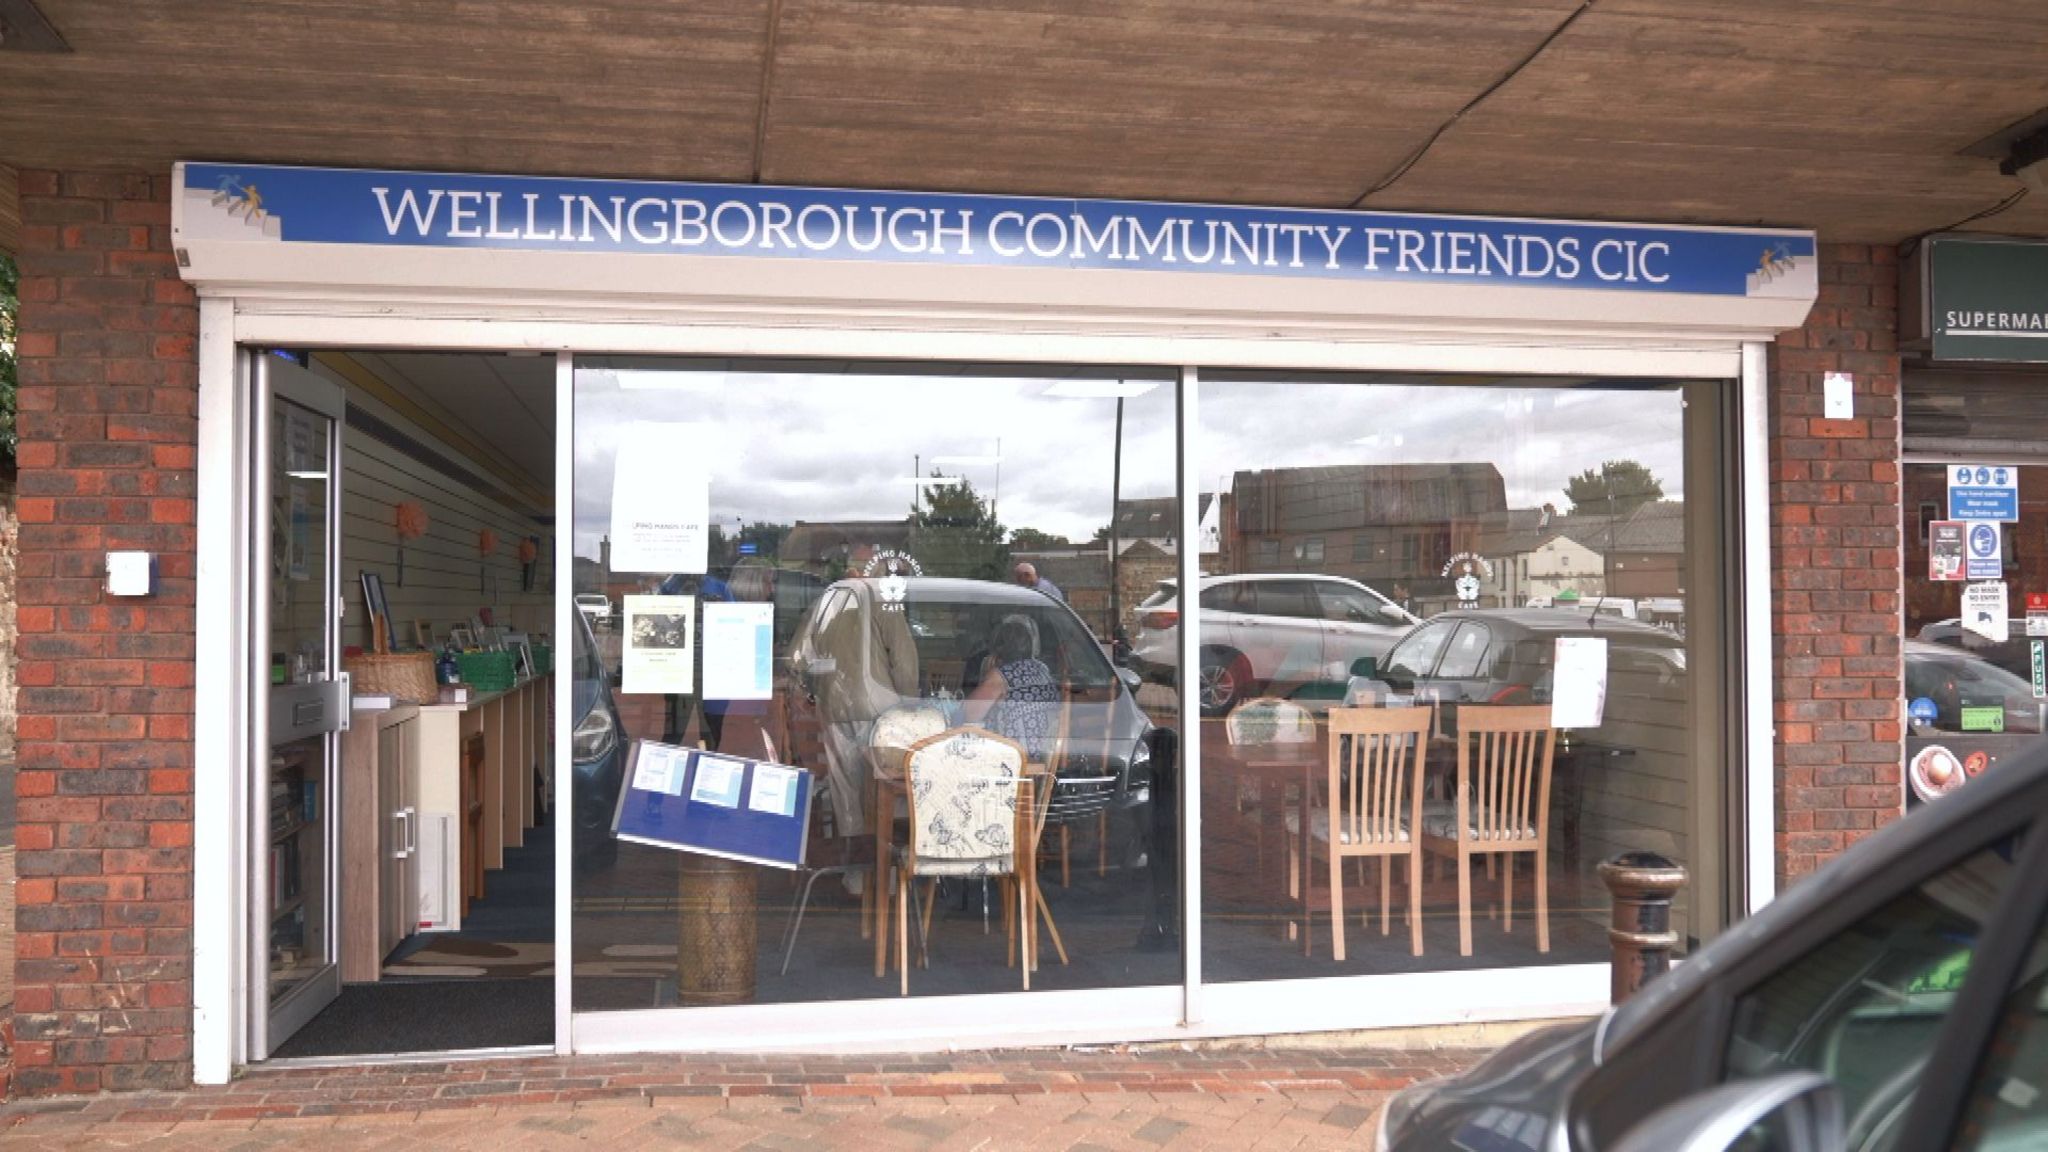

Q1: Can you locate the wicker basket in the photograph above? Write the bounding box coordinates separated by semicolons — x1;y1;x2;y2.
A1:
344;615;438;704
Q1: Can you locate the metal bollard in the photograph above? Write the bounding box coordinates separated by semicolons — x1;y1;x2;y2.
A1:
1598;851;1688;1006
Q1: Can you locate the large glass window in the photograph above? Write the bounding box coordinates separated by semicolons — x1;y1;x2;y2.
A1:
1903;461;2048;809
571;360;1179;1009
1193;372;1726;980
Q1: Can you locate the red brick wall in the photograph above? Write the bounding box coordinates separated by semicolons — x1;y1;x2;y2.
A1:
1768;243;1905;890
11;171;198;1094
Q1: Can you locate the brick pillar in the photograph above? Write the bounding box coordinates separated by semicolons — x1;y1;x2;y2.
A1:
11;171;198;1095
1768;243;1904;891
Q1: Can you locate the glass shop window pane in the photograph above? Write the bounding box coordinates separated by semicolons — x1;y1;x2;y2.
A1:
1196;372;1724;982
570;358;1181;1010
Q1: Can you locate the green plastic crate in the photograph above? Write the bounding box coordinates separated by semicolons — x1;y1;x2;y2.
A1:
529;643;552;676
455;650;518;692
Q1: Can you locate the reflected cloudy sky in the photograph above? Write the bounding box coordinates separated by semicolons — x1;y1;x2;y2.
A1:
571;364;1690;558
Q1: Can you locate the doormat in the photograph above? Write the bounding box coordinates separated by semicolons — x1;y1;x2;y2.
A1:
382;938;684;980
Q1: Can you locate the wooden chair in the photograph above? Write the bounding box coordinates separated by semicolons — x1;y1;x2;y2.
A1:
1292;707;1431;960
862;703;948;939
889;728;1033;995
1419;705;1557;957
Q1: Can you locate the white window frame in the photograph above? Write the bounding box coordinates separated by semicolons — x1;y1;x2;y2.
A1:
191;297;1776;1081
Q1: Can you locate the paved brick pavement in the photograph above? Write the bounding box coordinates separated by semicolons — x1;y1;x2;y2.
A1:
0;1046;1488;1148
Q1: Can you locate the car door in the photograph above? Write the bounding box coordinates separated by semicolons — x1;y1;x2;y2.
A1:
1248;579;1328;689
1567;783;2048;1151
1312;580;1415;675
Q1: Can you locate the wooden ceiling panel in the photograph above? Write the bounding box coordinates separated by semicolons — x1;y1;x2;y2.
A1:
758;0;1585;204
0;0;2044;242
0;0;774;179
1364;0;2048;238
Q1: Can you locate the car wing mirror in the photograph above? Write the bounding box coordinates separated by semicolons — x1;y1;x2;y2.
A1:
1349;657;1378;679
1611;1072;1843;1152
1116;666;1143;692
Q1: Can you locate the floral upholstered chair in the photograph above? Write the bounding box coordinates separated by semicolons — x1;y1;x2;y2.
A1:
890;728;1032;995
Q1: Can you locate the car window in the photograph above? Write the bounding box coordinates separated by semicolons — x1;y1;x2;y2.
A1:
1434;622;1493;680
1200;582;1251;612
1139;582;1177;610
1724;834;2023;1147
1952;903;2048;1151
1315;582;1396;625
1254;581;1318;620
1384;620;1457;682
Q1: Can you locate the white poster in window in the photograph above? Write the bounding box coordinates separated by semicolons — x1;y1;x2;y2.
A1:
1550;637;1609;729
747;762;801;817
609;423;710;575
631;743;689;796
702;601;774;701
622;594;695;695
689;754;745;809
1963;582;2010;642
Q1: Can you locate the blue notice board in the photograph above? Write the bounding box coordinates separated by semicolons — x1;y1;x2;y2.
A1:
611;741;813;870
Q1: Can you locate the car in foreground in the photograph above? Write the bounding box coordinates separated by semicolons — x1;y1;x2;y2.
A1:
568;605;625;870
786;576;1155;850
1127;573;1418;716
1378;733;2048;1151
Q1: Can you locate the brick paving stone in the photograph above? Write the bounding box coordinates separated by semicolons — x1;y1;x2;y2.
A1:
0;1045;1486;1148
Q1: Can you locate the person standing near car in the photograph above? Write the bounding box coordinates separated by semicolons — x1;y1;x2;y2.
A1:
1013;561;1064;602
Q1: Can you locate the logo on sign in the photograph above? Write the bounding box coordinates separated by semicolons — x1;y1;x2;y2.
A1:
1967;522;2003;580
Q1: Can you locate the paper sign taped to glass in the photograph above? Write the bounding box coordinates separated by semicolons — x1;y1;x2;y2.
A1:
1964;582;2010;642
701;601;774;701
1551;637;1609;729
609;422;710;575
611;740;814;869
622;594;695;694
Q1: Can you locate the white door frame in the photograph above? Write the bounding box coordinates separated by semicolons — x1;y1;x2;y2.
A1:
191;300;1775;1083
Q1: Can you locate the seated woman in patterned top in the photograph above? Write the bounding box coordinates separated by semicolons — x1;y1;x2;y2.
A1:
962;617;1062;761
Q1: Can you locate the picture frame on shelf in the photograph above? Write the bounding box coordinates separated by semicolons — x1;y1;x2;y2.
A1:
412;619;435;650
448;626;476;650
513;640;535;680
359;571;397;651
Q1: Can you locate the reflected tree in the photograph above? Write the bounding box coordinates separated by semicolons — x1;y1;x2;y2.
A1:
1564;459;1664;518
913;475;1010;581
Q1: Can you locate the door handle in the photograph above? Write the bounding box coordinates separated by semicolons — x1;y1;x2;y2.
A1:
393;808;409;860
404;806;418;855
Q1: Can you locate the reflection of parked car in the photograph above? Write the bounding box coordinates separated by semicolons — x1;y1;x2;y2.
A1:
1379;736;2048;1151
1917;617;2035;680
1904;640;2045;808
786;577;1154;847
1906;640;2045;736
569;606;625;870
1372;607;1685;713
1128;574;1419;716
574;592;612;620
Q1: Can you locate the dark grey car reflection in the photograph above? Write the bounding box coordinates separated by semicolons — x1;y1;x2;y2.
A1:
786;577;1154;851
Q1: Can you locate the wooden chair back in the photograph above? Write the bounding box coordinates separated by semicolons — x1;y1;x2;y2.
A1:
1326;707;1432;853
1454;705;1556;846
900;728;1027;876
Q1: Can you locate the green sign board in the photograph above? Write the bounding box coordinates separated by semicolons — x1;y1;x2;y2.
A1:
2035;640;2046;701
1929;237;2048;363
1961;705;2006;733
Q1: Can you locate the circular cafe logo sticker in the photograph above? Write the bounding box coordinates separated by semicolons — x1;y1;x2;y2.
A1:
861;549;923;610
1440;552;1495;606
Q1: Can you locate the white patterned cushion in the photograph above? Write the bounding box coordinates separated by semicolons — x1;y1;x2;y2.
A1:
906;731;1022;872
1421;808;1537;842
1225;699;1317;745
871;705;948;753
1286;807;1411;844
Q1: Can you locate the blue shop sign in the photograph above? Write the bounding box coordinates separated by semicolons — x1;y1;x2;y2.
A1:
1950;464;2019;522
178;163;1815;299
